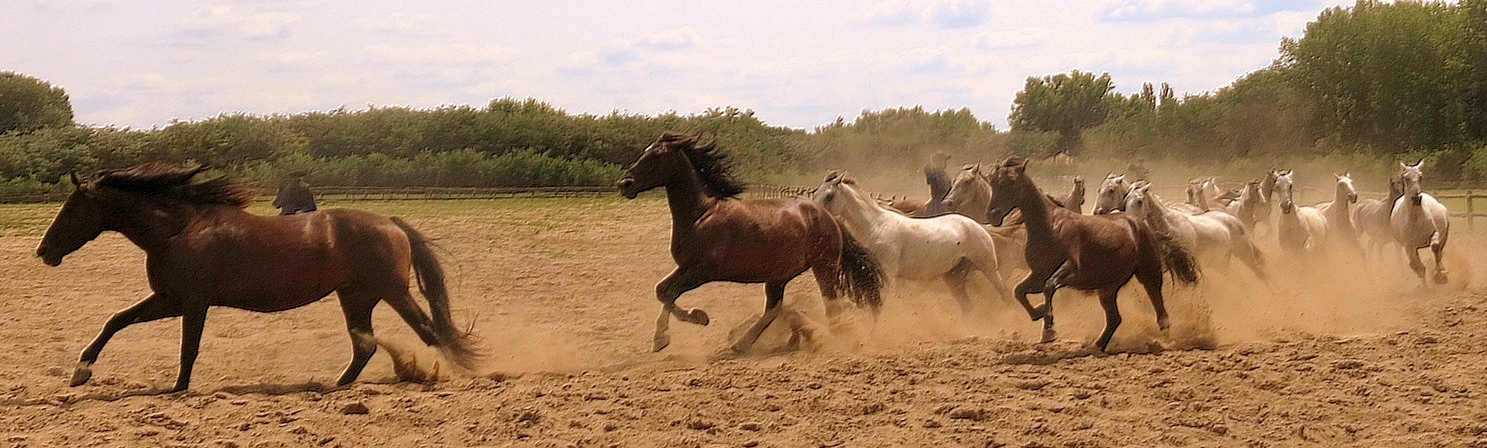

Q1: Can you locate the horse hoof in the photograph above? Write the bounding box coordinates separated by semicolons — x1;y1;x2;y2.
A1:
1040;329;1057;344
68;367;92;387
687;309;710;326
653;335;671;352
1433;272;1449;284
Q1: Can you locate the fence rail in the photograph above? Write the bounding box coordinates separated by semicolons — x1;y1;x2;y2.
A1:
0;184;817;204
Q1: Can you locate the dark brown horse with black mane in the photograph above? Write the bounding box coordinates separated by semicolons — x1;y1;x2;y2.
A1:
616;133;883;354
985;158;1200;352
35;163;483;392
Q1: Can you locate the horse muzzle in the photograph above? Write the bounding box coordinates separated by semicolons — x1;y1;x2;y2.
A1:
36;247;62;267
616;177;639;199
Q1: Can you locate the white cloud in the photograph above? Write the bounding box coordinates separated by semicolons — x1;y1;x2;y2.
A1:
928;0;991;28
974;28;1053;49
354;13;441;34
363;43;520;65
860;0;991;28
177;6;301;40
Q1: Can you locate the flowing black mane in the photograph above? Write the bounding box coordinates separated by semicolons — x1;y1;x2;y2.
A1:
662;133;746;199
90;163;257;208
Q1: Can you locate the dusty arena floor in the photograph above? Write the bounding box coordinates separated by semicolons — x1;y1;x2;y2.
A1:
1;196;1484;447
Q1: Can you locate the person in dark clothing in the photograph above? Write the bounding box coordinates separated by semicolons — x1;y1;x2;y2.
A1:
273;171;318;215
922;152;953;215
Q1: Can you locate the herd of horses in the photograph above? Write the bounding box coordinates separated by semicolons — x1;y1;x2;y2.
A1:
31;133;1455;392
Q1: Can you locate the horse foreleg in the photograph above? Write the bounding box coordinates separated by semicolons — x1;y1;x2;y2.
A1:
72;293;183;388
652;268;711;352
171;306;209;392
1037;261;1077;344
1404;246;1428;285
730;282;788;354
1094;287;1123;352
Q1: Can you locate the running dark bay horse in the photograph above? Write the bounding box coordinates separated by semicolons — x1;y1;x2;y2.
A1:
984;158;1200;352
616;133;884;353
35;163;483;392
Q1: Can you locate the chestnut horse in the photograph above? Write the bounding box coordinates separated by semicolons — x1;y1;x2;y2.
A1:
35;163;482;392
616;134;883;353
985;158;1200;352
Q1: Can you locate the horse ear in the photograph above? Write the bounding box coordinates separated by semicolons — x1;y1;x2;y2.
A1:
69;172;81;186
1414;159;1425;169
1074;175;1083;182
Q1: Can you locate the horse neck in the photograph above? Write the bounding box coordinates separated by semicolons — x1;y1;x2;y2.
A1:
1011;178;1059;237
660;169;716;231
1331;184;1352;216
108;195;203;252
834;186;893;234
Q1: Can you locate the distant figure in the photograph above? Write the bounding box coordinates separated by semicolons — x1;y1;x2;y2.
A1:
273;171;318;215
922;152;953;215
1127;158;1151;181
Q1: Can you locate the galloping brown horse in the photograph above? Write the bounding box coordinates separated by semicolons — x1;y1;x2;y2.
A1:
35;163;482;392
985;158;1199;352
617;133;883;353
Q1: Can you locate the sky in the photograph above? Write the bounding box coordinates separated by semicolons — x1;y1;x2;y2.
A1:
2;0;1351;131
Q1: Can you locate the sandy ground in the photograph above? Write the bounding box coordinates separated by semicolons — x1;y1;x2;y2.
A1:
1;195;1484;447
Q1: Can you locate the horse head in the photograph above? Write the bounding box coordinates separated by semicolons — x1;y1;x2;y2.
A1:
1334;172;1357;204
1400;160;1425;206
36;173;110;266
985;157;1031;226
1093;173;1127;215
1124;181;1155;218
943;163;990;218
617;134;694;199
813;170;864;215
1275;170;1296;214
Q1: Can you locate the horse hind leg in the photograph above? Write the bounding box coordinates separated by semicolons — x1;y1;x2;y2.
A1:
1431;233;1450;284
72;293;184;388
942;259;976;315
334;291;381;386
1094;287;1123;352
731;281;789;354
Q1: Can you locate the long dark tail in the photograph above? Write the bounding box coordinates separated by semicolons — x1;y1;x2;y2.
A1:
836;228;885;313
392;217;485;371
1139;215;1201;285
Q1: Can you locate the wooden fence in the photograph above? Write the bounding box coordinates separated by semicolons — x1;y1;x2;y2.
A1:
4;183;1482;231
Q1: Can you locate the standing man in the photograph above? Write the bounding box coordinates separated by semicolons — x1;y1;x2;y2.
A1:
922;151;952;215
273;171;318;215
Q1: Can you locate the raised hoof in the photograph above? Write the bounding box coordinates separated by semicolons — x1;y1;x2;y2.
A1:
68;367;92;387
652;334;671;352
684;308;710;326
1433;271;1449;285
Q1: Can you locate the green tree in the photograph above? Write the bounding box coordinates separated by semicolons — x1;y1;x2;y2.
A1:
0;72;74;135
1009;70;1114;156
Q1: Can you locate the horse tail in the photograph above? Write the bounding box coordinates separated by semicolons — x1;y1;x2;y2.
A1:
391;217;485;371
1138;215;1201;286
836;225;885;313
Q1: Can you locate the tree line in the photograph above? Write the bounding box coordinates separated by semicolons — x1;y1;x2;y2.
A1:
1;0;1483;195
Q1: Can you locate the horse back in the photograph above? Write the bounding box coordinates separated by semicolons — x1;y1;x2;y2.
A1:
678;197;834;281
155;208;406;311
1035;209;1143;286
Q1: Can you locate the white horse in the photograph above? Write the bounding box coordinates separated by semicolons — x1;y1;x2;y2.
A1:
814;172;1009;313
941;163;1031;281
1274;170;1328;255
1353;175;1403;257
1390;161;1451;285
1091;173;1129;215
1314;173;1362;254
1125;182;1266;280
